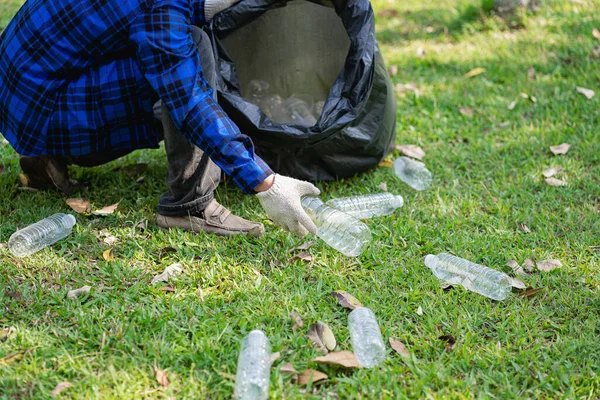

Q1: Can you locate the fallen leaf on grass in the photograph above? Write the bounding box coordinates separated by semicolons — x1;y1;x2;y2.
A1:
506;260;527;276
160;285;176;293
395;83;422;97
542;167;563;178
395;144;425;160
388;65;398;77
439;334;456;351
331;290;363;310
66;198;91;214
152;263;183;284
314;351;360;368
593;28;600;40
281;362;297;375
153;362;169;387
270;352;281;364
518;223;531;233
378;8;399;18
289;311;304;330
378;160;393;168
296;369;328;386
67;285;91;299
121;163;148;177
458;107;474;117
517;286;544;298
545;177;567;187
550;143;571;155
508;100;518;110
307;321;336;353
510;277;527;289
416;46;425;57
18;173;29;186
378;182;388;192
0;351;24;366
102;248;116;261
0;327;15;342
289;251;313;263
92;203;119;216
416;306;423;316
464;67;485;78
593;46;600;58
289;241;314;253
97;230;118;245
576;87;595;99
527;66;536;80
523;259;535;273
536;259;562;272
51;382;72;396
389;338;410;358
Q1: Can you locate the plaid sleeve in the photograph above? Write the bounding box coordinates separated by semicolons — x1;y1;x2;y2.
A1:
130;0;273;194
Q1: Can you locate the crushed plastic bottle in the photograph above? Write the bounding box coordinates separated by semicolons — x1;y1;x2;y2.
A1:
8;213;76;257
348;307;386;368
393;156;432;191
283;97;317;126
424;253;512;300
326;193;404;219
234;330;271;400
301;197;371;257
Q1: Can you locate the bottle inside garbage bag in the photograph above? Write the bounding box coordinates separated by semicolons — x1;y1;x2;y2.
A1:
348;307;386;368
234;330;271;400
424;253;512;300
393;156;432;191
326;193;404;219
301;197;371;257
284;97;317;126
8;213;76;257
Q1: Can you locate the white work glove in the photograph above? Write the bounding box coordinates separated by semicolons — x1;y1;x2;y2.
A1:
205;0;241;21
257;174;320;237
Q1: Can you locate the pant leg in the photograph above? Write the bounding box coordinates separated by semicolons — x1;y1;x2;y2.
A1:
157;26;222;216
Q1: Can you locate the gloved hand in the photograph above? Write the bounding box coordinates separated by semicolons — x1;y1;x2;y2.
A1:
256;174;320;237
205;0;241;21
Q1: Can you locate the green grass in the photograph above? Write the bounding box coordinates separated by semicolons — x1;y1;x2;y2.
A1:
2;0;600;398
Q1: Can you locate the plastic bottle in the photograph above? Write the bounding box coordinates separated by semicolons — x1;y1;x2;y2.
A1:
261;94;283;120
284;97;317;126
8;213;76;257
301;197;371;257
247;80;270;99
424;253;512;300
234;330;271;400
348;307;386;368
393;156;432;191
326;193;404;219
314;100;325;118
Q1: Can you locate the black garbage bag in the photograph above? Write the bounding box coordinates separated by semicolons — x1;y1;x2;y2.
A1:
207;0;397;181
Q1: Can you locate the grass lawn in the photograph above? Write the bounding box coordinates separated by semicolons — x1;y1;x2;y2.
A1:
1;0;600;398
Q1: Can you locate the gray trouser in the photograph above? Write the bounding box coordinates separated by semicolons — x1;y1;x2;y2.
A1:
71;27;221;216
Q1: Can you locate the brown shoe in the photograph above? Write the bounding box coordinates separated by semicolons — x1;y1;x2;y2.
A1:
156;199;264;238
19;155;73;193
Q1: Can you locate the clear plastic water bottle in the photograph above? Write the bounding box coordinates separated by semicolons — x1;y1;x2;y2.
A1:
234;330;271;400
393;156;432;191
301;197;371;257
424;253;512;300
284;97;317;126
348;307;386;368
326;193;404;219
8;213;76;257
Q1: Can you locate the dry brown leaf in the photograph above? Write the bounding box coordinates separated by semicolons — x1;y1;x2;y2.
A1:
296;369;328;386
510;277;527;289
289;251;313;263
92;203;119;216
523;258;535;273
102;248;116;261
576;87;595;99
378;160;393;168
289;241;314;253
518;223;531;233
0;326;15;342
331;290;363;310
506;260;527;276
517;286;544;298
542;167;563;178
458;107;474;117
289;311;304;330
122;163;148;177
67;285;91;299
51;382;72;397
388;65;398;77
593;28;600;40
270;352;281;364
545;177;567;187
527;66;536;80
0;351;24;366
389;338;410;358
152;263;183;284
378;8;399;18
281;362;297;375
378;181;388;192
314;351;361;368
536;259;562;272
395;144;425;160
160;285;176;293
153;362;169;387
550;143;571;155
307;321;336;353
464;67;485;78
508;100;518;110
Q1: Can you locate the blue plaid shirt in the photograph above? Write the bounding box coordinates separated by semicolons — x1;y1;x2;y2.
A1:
0;0;273;193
